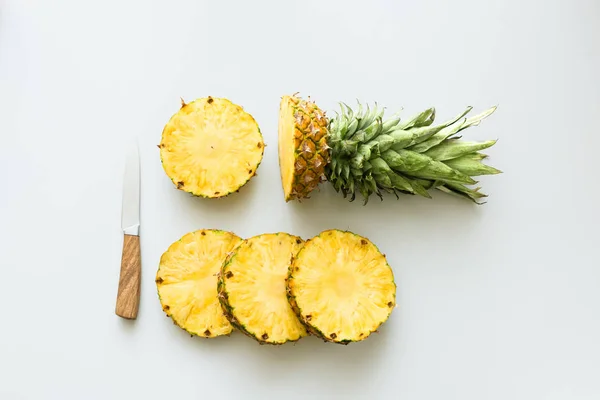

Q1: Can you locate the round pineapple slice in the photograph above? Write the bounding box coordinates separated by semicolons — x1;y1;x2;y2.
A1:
218;233;308;344
156;229;242;338
287;229;396;344
160;96;264;198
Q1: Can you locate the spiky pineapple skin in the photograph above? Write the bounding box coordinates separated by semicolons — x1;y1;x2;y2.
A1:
286;229;396;345
160;96;264;198
278;95;330;201
156;229;242;338
218;232;308;345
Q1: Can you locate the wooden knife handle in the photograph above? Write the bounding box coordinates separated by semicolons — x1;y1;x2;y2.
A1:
115;234;141;319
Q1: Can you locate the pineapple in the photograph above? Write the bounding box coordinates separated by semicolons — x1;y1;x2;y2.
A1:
156;229;242;338
278;94;329;201
278;93;501;204
218;233;308;344
287;229;396;344
160;96;264;198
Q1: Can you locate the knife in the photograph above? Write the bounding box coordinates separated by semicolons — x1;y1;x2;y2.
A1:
115;140;141;319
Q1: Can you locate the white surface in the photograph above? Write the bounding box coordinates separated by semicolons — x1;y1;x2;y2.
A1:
1;0;599;399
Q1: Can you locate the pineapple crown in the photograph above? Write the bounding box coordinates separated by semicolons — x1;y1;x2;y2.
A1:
325;101;501;204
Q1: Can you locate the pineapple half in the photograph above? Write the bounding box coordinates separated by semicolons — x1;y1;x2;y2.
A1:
218;233;308;344
156;229;242;338
287;229;396;344
160;96;264;198
278;93;501;204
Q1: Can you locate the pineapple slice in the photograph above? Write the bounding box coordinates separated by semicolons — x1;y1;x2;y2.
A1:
160;97;264;198
287;229;396;344
156;229;242;338
218;233;308;344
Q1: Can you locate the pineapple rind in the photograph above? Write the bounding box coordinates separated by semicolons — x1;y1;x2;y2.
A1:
156;229;242;338
160;97;264;198
287;229;396;344
278;95;330;201
218;233;308;345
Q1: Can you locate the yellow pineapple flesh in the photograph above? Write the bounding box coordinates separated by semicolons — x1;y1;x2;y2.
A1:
287;229;396;344
278;94;330;201
160;97;264;198
156;229;242;338
218;233;308;344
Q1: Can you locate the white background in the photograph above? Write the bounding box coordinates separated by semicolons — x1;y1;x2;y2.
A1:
1;0;599;399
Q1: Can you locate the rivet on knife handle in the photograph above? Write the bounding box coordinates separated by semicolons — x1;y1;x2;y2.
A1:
116;234;141;319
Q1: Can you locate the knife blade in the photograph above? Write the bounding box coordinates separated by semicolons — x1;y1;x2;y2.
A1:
115;140;141;319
